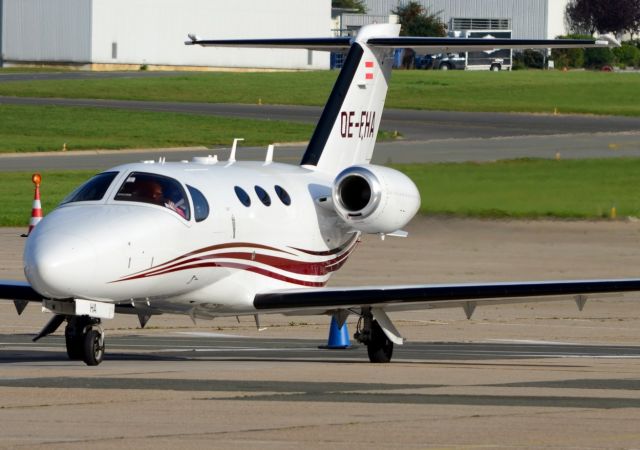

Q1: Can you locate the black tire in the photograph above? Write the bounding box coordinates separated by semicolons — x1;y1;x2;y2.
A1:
82;328;104;366
439;63;450;71
490;64;501;72
367;320;393;363
65;318;88;360
65;333;84;360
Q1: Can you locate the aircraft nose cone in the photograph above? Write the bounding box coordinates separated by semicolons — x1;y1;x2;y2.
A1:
24;231;97;298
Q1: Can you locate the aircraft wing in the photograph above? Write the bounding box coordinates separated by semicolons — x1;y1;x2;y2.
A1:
254;279;640;314
0;280;42;302
0;280;42;315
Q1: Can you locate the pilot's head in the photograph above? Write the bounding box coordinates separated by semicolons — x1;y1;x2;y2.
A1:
138;180;164;205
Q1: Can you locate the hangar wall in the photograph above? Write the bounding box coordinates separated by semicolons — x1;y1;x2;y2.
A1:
90;0;330;69
2;0;331;70
2;0;92;63
363;0;570;39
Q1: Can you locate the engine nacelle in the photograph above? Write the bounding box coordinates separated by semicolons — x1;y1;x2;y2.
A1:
332;164;420;234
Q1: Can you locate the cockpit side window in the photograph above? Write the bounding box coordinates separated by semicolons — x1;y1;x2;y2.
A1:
114;172;191;220
187;185;209;222
62;172;118;204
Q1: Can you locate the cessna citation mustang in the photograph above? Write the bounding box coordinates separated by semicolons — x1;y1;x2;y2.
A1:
1;24;635;366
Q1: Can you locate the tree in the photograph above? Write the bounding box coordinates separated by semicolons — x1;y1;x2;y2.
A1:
393;1;446;37
613;43;640;67
566;0;640;36
332;0;366;13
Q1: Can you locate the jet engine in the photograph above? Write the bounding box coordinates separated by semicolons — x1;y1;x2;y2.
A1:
331;165;420;234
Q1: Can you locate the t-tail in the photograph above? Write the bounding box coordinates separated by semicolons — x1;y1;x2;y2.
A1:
300;24;399;174
186;26;619;176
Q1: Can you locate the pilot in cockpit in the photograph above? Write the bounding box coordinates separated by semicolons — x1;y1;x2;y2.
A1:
135;179;187;218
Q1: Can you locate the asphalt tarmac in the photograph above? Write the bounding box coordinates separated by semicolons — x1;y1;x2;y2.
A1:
3;333;640;365
2;218;640;448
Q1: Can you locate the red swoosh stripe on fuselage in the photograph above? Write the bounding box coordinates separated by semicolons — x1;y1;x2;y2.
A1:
111;238;360;285
117;261;327;287
126;241;297;277
289;234;358;256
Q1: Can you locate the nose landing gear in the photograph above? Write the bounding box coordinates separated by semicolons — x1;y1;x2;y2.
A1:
65;316;105;366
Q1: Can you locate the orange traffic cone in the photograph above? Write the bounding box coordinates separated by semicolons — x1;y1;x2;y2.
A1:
23;173;43;237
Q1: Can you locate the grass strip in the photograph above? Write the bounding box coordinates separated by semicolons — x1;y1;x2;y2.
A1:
0;70;638;116
0;104;313;153
1;171;96;227
2;158;640;227
394;158;640;219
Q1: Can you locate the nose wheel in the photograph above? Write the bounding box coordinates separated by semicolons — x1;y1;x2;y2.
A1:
65;316;105;366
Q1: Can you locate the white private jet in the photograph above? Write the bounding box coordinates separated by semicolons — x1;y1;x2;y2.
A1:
1;24;634;366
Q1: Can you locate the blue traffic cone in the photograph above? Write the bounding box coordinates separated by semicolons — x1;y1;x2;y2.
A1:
320;316;351;349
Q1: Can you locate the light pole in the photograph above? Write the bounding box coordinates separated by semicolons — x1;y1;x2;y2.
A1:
0;0;3;68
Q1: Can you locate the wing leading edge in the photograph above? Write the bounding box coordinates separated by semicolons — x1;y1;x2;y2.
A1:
0;280;42;302
254;279;640;312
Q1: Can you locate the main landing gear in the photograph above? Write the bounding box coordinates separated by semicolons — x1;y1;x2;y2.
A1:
65;316;105;366
354;309;394;363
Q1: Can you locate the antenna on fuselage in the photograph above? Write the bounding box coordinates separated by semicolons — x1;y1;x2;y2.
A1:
229;138;244;163
264;144;274;165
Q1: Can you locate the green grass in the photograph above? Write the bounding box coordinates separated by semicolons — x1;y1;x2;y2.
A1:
389;71;640;116
1;171;97;226
2;158;640;226
394;158;640;219
0;104;313;152
0;70;638;116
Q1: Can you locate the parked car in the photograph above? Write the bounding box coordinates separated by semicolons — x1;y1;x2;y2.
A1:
432;53;467;70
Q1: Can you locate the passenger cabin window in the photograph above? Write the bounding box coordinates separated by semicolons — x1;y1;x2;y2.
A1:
234;186;251;207
187;185;209;222
274;185;291;206
254;186;271;206
114;172;190;220
62;172;118;204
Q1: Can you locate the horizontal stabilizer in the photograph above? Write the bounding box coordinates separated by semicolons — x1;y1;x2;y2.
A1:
186;36;352;51
186;35;618;52
366;36;620;51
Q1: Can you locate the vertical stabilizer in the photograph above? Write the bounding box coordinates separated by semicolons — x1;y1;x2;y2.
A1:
300;24;400;174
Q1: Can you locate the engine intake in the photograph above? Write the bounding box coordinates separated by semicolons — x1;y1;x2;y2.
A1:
332;165;420;234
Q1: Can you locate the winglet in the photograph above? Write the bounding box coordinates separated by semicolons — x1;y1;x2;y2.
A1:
185;34;199;45
596;34;621;48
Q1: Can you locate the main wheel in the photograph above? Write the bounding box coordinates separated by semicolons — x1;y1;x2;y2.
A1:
439;63;450;71
82;328;104;366
367;320;393;363
65;316;90;360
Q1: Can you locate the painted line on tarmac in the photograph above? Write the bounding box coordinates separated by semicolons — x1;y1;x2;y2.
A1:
486;339;583;345
175;331;247;338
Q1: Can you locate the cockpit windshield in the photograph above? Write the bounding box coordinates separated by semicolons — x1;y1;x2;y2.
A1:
61;172;119;204
114;172;190;220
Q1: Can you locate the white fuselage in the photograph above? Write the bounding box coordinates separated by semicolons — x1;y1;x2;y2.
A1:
24;160;360;319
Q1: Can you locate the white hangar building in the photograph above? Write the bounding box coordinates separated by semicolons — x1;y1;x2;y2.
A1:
357;0;571;39
0;0;331;70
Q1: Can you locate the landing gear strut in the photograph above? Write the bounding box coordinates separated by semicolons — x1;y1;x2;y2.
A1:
354;308;393;363
65;316;105;366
